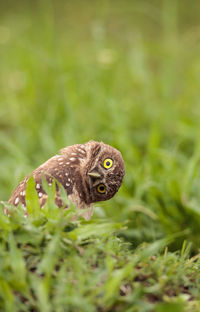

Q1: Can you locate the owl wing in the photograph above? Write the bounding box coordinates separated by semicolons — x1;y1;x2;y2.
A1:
8;154;67;208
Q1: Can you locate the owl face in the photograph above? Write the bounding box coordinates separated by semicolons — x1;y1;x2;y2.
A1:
80;141;125;205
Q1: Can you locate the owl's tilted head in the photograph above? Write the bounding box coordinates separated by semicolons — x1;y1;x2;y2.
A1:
69;141;125;206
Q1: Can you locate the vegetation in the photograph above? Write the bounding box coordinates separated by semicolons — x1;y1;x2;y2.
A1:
0;0;200;311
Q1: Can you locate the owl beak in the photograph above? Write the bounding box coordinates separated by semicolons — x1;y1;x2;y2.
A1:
88;171;101;179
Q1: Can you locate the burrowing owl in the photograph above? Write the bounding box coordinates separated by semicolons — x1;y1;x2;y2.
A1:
9;141;125;219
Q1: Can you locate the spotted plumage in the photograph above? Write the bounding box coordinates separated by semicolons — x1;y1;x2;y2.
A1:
9;141;125;219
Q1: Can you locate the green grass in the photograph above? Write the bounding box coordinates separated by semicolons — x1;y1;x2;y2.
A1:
1;0;200;311
1;192;200;312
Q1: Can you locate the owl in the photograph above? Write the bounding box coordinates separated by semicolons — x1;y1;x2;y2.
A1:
8;141;125;220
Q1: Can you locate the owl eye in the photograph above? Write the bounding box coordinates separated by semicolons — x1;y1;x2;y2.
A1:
103;158;113;169
96;183;106;194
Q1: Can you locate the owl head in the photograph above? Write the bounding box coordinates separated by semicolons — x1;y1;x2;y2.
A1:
75;141;125;205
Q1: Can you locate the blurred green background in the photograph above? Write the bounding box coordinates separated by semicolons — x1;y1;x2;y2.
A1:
1;0;200;249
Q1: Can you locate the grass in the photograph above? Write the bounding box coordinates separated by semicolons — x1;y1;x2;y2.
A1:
1;192;200;312
0;0;200;311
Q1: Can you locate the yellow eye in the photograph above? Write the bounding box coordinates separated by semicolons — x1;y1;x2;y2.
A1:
103;158;113;169
97;184;106;194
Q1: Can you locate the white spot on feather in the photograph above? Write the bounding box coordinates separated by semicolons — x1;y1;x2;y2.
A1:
15;197;19;205
38;192;43;198
78;148;86;154
36;183;40;189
